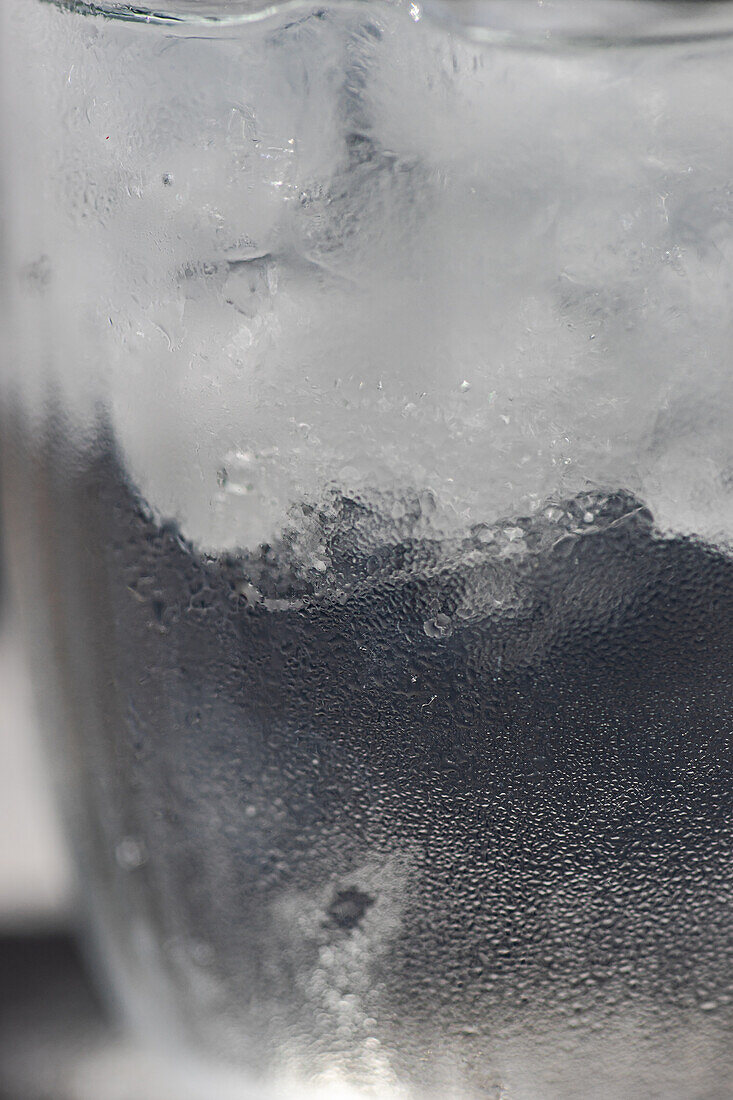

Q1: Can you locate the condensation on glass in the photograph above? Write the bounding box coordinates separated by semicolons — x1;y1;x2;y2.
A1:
2;1;733;1097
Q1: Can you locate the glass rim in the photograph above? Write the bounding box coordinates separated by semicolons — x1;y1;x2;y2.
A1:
48;0;733;45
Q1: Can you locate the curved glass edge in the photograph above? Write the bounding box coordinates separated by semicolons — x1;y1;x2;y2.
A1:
44;0;733;46
51;0;316;25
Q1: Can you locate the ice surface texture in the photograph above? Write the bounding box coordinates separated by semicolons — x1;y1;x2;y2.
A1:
5;0;733;553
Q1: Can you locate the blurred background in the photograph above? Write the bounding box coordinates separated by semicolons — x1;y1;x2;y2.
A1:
0;536;215;1099
0;591;72;933
0;560;119;1100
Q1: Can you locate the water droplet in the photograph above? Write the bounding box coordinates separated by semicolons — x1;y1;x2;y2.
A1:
115;836;147;870
327;888;375;930
224;256;276;317
423;613;452;638
471;523;495;544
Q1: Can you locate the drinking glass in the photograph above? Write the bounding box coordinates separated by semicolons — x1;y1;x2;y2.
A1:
2;1;733;1096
